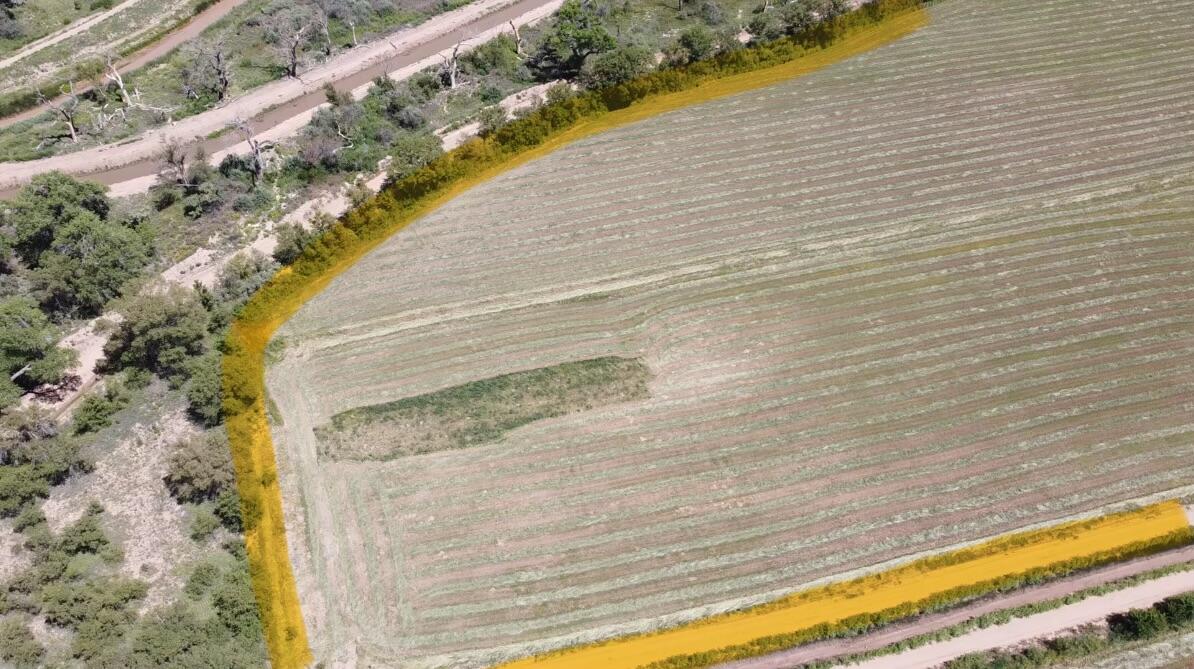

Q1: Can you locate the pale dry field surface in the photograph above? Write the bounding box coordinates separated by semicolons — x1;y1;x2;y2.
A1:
267;0;1194;666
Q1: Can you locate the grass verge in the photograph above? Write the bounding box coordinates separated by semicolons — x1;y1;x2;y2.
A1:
220;4;932;666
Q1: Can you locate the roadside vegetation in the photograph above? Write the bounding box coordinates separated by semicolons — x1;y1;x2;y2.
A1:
798;561;1194;668
0;0;477;157
943;590;1194;669
0;0;211;119
0;0;119;57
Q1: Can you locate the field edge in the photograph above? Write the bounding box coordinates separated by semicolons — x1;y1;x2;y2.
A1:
222;5;941;667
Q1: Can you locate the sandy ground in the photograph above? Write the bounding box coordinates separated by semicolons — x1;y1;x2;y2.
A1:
0;0;563;194
41;409;199;611
0;519;31;582
842;569;1194;669
721;543;1194;669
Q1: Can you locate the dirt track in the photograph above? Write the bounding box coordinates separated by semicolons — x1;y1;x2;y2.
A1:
0;0;152;72
0;0;251;130
0;0;561;196
720;542;1194;668
848;568;1194;669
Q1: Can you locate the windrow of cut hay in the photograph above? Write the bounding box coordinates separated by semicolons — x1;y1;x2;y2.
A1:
221;3;928;665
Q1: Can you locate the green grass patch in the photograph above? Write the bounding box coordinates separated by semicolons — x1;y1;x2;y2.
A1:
316;356;650;460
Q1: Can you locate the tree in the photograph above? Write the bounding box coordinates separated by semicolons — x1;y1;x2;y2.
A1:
580;45;653;89
533;0;615;76
780;0;818;35
39;82;84;145
0;296;76;406
101;286;209;383
182;40;232;102
215;250;277;306
272;222;315;265
463;33;522;79
678;25;717;62
818;0;851;21
1;171;110;268
32;211;154;318
233;120;271;186
164;432;235;504
263;2;316;78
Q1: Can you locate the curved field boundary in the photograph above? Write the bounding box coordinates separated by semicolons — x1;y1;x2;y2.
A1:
220;5;947;666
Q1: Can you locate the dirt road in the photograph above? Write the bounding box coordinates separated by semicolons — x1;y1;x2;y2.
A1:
720;541;1194;669
848;569;1194;669
0;0;151;72
0;0;251;129
0;0;561;195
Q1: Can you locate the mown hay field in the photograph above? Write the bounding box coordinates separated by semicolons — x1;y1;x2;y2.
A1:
266;0;1194;665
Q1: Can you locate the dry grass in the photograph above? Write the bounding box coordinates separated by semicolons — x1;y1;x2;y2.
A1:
261;0;1194;666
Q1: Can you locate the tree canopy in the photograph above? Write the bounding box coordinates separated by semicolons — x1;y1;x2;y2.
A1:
533;0;615;76
102;286;209;384
0;296;75;406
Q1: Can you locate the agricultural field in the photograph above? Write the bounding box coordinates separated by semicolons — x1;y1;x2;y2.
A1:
266;0;1194;666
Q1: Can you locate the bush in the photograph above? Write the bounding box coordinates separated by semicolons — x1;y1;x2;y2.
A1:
190;506;221;541
58;502;110;555
184;562;221;598
272;223;315;265
185;353;224;427
164;432;235;504
581;45;654;89
71;383;129;435
213;487;243;533
0;617;43;669
1107;607;1169;641
1156;592;1194;626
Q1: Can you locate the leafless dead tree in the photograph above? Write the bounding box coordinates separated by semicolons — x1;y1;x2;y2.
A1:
160;140;190;185
39;83;82;144
310;0;334;57
265;8;313;78
235;119;272;186
509;20;525;57
441;41;465;89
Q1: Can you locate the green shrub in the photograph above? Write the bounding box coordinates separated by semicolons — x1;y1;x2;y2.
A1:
190;506;221;541
71;383;129;435
0;616;43;669
184;562;221;598
1107;607;1170;641
1157;592;1194;626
